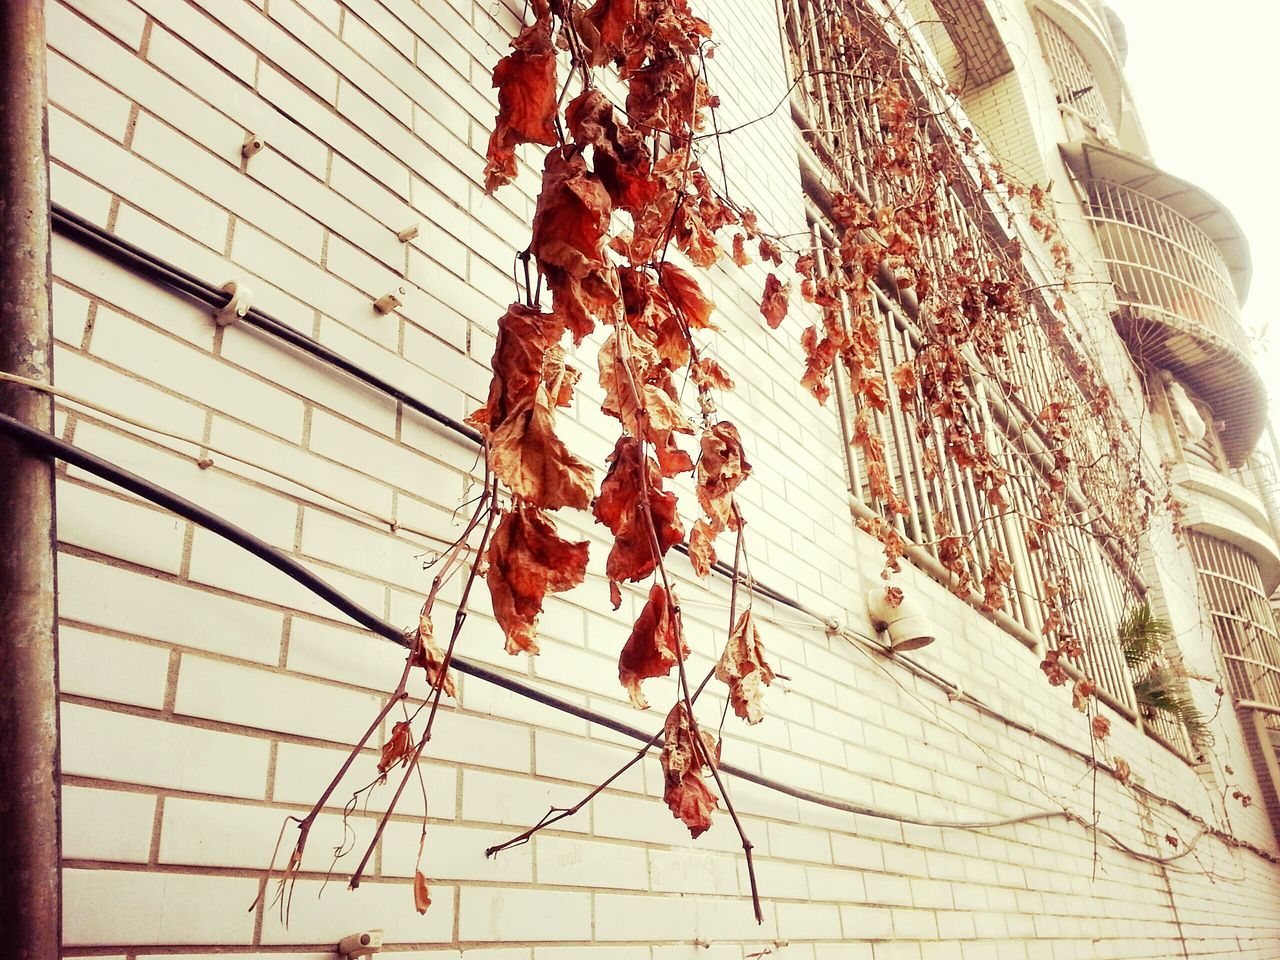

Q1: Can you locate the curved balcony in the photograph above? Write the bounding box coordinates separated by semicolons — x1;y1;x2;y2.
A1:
1071;163;1264;463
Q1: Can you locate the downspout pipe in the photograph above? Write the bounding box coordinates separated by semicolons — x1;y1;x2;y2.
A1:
0;4;61;958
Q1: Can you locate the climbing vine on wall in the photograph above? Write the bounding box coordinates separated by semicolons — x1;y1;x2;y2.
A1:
261;0;1181;920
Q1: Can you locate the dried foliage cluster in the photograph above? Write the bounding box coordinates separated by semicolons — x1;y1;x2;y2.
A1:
261;0;1197;921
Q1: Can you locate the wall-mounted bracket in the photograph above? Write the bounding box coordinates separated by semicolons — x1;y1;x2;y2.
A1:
214;280;253;326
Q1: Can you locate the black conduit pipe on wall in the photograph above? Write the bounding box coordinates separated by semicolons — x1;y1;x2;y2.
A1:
1;409;1081;834
0;6;61;957
50;204;829;625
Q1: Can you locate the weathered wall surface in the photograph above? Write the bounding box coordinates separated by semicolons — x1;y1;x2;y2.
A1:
44;0;1280;957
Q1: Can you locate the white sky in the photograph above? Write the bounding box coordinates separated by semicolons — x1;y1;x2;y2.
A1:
1107;0;1280;424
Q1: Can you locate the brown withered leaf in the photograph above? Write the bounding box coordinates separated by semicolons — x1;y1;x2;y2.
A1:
1112;757;1131;785
761;273;790;329
487;505;590;655
618;583;688;709
593;436;684;584
531;148;618;341
660;702;719;838
483;15;558;193
697;422;751;531
1091;715;1111;739
413;870;431;914
715;610;775;724
691;356;734;392
409;611;457;699
659;262;715;330
688;518;716;577
488;386;595;511
468;303;565;437
653;430;694;477
378;720;415;775
565;89;655;212
542;345;580;408
599;324;691;440
579;0;634;65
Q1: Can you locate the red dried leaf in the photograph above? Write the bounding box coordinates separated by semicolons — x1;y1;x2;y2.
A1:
483;15;558;193
761;273;790;328
593;436;684;583
731;233;752;267
691;356;734;392
566;89;655;212
580;0;635;65
542;346;581;408
659;262;716;330
599;323;691;440
409;611;457;699
653;430;694;477
487;505;590;655
715;610;775;724
660;702;719;838
488;387;595;511
378;720;415;775
618;584;688;708
688;518;716;577
413;870;432;914
531;148;618;341
697;422;751;531
1091;715;1111;740
1112;757;1131;785
469;303;565;436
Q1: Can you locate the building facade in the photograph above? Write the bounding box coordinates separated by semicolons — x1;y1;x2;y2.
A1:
34;0;1280;956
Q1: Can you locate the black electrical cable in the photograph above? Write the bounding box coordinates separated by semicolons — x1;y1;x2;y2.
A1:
3;409;1082;833
50;203;821;621
41;209;1278;865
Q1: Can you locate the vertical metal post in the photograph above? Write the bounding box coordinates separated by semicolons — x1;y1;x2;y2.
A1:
0;2;61;956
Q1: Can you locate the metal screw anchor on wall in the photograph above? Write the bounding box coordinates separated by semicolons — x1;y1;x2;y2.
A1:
241;132;264;160
396;223;420;243
374;287;406;315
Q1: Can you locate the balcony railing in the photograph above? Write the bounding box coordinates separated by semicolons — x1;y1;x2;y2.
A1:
1084;180;1249;356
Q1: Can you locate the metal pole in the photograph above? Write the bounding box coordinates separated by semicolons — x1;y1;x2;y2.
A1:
0;1;61;956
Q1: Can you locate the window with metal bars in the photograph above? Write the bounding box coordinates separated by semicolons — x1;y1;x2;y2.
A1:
1033;10;1114;140
786;0;1153;724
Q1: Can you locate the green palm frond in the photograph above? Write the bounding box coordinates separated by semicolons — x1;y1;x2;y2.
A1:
1135;667;1207;739
1118;602;1172;670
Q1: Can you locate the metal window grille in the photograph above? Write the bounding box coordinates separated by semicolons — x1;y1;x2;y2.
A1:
1084;180;1247;355
785;0;1153;718
1033;11;1113;138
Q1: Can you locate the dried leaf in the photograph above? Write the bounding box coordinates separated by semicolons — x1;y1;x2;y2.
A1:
593;436;684;583
531;148;618;341
659;262;716;330
1091;715;1111;740
761;273;790;328
566;89;655;211
409;611;457;699
378;720;415;775
715;610;775;724
1112;757;1131;785
599;324;691;440
483;15;558;193
413;870;432;914
488;386;596;511
696;422;751;531
660;702;719;838
688;518;716;577
580;0;635;65
618;584;687;708
487;505;590;655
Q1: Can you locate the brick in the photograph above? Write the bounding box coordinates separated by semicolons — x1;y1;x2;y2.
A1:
46;48;133;141
59;625;170;710
88;308;305;441
258;878;454;944
459;887;592;942
60;702;271;799
534;835;649;890
130;114;324;260
174;656;385;744
62;785;157;863
55;479;187;574
57;0;147;48
57;552;285;666
63;869;258;945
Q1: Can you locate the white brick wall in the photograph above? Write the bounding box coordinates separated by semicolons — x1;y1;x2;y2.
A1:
42;0;1280;956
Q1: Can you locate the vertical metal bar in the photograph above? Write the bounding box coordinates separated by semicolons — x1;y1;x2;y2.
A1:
0;3;61;958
